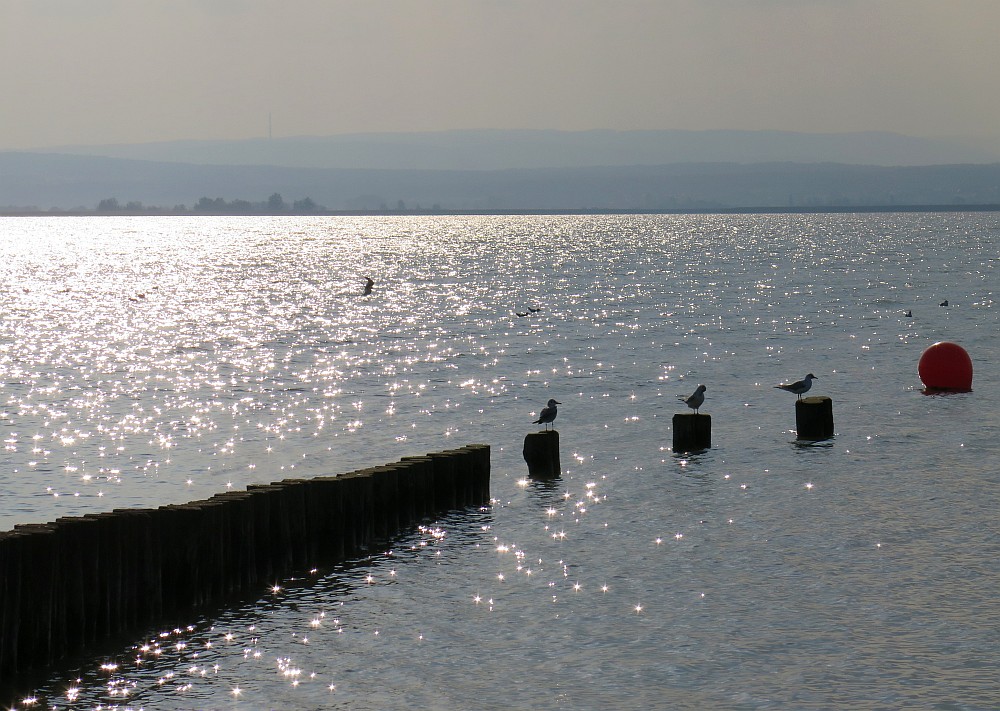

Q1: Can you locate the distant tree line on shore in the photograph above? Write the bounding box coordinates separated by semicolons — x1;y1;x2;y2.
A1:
93;193;322;214
0;194;454;216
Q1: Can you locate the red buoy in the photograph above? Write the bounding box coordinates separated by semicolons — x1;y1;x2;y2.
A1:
918;341;973;391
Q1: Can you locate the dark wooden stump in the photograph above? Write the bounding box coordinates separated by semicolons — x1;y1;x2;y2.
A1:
672;413;711;452
795;396;835;440
401;456;435;517
523;430;561;478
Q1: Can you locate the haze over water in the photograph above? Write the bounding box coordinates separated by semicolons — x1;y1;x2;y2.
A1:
2;213;997;709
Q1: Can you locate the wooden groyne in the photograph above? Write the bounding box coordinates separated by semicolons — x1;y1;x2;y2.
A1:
0;444;490;679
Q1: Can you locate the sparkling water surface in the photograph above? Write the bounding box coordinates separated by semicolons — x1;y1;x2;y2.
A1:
1;213;997;709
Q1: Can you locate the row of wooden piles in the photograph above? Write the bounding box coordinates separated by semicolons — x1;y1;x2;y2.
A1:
0;444;490;679
672;397;836;453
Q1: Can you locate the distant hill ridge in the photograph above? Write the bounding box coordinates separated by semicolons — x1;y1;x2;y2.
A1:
31;128;998;171
4;150;1000;212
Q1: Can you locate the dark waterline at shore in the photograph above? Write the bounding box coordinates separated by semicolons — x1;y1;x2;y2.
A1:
4;204;1000;218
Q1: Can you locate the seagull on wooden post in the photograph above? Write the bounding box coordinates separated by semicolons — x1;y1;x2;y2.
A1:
533;399;561;430
679;384;706;413
775;373;817;400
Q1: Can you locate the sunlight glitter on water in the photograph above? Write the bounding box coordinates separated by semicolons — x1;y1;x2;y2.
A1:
2;213;999;709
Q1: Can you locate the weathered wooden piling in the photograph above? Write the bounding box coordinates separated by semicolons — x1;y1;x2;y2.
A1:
10;525;58;670
0;445;491;681
370;465;402;541
400;456;436;516
523;430;561;478
211;492;257;595
55;516;100;648
53;518;88;653
283;480;311;571
428;451;460;509
91;513;124;638
341;470;376;551
795;396;835;440
0;531;20;675
393;462;418;526
459;444;491;504
245;487;275;584
246;483;294;576
310;476;346;561
672;413;712;453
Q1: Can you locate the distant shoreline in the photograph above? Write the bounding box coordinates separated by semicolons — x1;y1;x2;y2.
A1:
3;204;1000;218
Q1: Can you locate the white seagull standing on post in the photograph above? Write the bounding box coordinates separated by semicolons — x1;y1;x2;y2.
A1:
775;373;817;400
679;384;707;413
533;399;561;430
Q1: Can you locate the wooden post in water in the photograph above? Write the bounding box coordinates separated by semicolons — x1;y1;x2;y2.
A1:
337;471;374;553
473;443;491;502
400;456;435;517
62;516;100;646
211;492;256;596
273;480;309;571
0;531;22;675
795;396;835;440
457;444;491;505
10;524;58;669
310;476;346;561
91;512;123;638
247;484;293;575
370;465;402;542
672;413;711;452
54;517;90;654
523;430;561;478
393;461;418;527
428;452;459;510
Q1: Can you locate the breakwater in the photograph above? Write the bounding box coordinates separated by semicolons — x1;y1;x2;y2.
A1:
0;444;490;679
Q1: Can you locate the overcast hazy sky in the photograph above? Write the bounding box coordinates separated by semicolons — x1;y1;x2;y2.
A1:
2;0;998;151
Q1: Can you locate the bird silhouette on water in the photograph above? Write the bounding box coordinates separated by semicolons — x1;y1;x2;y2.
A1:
533;399;561;430
679;384;707;413
363;277;375;296
775;373;817;400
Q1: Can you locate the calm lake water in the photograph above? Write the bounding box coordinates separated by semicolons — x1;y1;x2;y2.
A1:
1;213;998;709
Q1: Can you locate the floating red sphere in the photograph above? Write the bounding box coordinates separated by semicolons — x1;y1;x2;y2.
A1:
918;341;973;391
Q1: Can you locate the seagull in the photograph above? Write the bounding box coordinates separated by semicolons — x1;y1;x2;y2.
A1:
939;300;948;307
515;311;529;318
527;307;541;313
363;276;374;296
904;310;912;317
533;399;561;430
679;384;706;413
775;373;817;400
